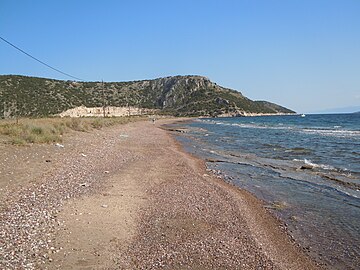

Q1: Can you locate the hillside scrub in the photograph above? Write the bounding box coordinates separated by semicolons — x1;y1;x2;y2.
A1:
0;75;295;118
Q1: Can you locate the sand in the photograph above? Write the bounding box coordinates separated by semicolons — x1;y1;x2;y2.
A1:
0;119;321;269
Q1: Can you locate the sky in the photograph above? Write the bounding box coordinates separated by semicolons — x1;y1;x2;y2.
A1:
0;0;359;113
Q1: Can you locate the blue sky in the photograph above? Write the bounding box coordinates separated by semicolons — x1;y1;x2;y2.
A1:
1;0;359;113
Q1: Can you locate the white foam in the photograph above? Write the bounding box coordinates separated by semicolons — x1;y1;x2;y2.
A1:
300;128;360;138
304;159;336;171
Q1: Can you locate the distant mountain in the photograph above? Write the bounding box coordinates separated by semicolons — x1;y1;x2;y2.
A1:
312;105;360;114
0;75;295;118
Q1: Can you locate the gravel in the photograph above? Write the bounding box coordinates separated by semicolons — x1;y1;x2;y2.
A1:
0;128;136;269
0;120;320;269
119;179;276;269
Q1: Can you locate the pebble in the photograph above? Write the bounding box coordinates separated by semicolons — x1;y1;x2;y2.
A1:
0;127;133;269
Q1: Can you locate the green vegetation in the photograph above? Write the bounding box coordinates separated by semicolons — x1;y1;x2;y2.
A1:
0;75;295;118
0;116;146;145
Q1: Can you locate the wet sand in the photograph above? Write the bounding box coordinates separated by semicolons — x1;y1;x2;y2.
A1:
0;119;321;269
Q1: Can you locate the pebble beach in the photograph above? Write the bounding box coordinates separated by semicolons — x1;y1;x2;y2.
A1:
0;119;320;269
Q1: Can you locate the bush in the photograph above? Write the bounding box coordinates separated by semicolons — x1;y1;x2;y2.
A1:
65;118;90;132
90;118;104;129
0;116;146;145
30;126;44;135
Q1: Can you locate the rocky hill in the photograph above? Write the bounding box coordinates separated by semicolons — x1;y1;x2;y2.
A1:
253;101;294;114
0;75;295;118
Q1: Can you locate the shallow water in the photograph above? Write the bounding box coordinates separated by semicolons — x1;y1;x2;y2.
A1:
173;114;360;269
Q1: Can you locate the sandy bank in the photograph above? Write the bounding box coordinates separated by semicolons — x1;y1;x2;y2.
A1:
0;119;320;269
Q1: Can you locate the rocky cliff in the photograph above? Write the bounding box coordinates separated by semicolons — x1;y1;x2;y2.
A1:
0;75;295;118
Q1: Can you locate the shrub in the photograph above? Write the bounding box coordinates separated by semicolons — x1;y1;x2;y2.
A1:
0;116;146;145
30;126;44;135
91;118;104;129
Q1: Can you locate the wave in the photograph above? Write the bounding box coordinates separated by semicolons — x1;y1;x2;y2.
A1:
199;119;292;130
209;155;360;199
285;147;313;154
198;119;360;138
293;158;337;171
300;128;360;138
303;159;336;171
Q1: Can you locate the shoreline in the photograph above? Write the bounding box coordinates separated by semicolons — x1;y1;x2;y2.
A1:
0;118;320;269
199;113;297;118
163;119;322;268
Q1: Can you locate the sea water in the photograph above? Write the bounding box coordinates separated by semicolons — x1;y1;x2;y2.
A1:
173;114;360;269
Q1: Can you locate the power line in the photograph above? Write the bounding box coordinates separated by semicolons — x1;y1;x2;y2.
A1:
0;36;84;81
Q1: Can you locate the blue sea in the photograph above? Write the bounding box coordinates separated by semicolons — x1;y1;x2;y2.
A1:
173;113;360;269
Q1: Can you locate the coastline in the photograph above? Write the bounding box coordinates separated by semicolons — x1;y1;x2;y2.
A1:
0;118;320;269
199;112;297;118
174;114;360;269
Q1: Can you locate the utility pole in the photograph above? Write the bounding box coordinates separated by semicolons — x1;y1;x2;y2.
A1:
125;95;130;116
102;80;106;118
15;100;18;124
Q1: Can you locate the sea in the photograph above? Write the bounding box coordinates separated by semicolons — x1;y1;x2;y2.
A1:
172;113;360;270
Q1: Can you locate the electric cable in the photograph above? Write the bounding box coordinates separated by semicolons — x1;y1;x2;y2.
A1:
0;36;84;81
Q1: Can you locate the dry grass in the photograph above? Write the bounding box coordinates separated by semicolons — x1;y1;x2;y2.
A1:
0;116;147;145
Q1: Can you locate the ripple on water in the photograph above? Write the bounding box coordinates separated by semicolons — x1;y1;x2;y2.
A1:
173;114;360;269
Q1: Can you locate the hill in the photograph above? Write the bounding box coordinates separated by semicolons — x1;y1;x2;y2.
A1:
0;75;295;118
312;105;360;114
